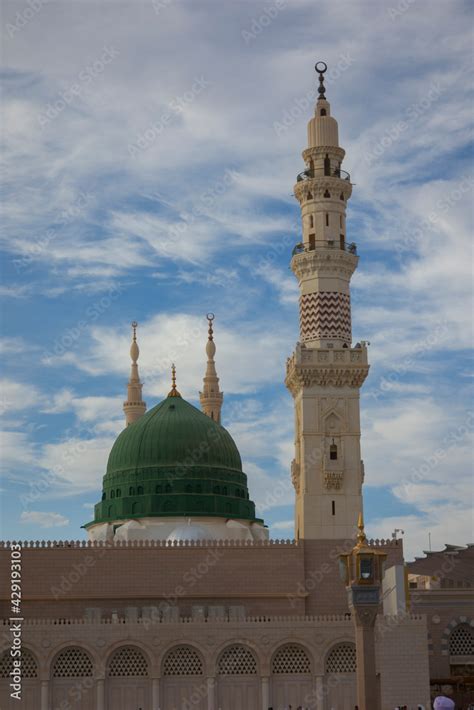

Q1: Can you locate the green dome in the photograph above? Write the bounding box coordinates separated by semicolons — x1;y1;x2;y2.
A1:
87;395;262;527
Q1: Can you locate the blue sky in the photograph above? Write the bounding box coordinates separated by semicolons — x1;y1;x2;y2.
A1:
1;0;473;559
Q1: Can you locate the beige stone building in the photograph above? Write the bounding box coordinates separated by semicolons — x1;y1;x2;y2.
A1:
1;62;470;710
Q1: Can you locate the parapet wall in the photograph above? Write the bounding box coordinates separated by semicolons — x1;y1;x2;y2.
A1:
0;537;403;619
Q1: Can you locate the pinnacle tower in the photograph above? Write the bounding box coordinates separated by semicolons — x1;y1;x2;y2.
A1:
285;63;369;540
199;313;223;423
123;321;146;426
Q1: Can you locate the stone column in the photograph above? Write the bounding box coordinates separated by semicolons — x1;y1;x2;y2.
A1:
314;675;324;709
354;613;380;710
40;679;49;710
206;676;215;710
152;677;160;709
96;678;105;710
261;675;269;709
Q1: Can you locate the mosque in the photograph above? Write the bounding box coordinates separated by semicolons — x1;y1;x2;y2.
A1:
0;64;472;710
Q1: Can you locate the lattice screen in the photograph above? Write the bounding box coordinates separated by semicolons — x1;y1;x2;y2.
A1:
0;649;38;678
108;647;149;677
163;646;203;676
325;643;356;673
218;645;257;675
449;625;474;656
272;644;311;674
52;648;93;677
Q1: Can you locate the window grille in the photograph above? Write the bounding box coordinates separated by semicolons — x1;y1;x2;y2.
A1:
272;644;311;674
52;648;93;677
163;646;203;676
218;645;257;675
108;646;149;677
449;624;474;656
0;649;38;678
325;643;356;673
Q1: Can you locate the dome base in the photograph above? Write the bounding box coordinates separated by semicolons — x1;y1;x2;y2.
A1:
87;516;269;543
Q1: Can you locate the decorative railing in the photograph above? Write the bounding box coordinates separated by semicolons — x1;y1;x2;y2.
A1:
0;536;399;549
292;241;357;256
0;613;425;625
296;168;351;182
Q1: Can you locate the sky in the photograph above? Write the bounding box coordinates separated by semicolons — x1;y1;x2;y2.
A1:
0;0;473;560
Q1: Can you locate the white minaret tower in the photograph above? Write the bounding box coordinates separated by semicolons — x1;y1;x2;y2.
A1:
199;313;223;423
123;321;146;426
285;63;369;540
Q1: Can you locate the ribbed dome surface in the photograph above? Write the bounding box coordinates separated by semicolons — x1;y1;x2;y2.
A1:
87;395;262;527
108;396;242;475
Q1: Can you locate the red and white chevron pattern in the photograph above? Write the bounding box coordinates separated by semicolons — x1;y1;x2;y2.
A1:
300;291;351;342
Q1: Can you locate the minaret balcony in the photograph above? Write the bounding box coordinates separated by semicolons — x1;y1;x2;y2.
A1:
297;168;351;182
292;240;357;256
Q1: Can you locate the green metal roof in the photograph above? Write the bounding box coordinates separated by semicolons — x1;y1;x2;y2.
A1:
86;396;262;527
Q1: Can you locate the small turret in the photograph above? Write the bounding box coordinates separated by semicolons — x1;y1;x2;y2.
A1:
199;313;223;423
123;321;146;426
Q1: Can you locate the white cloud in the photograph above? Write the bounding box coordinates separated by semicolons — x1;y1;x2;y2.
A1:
0;379;42;415
20;511;69;528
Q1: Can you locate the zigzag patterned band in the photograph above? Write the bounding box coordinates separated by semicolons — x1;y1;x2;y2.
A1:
300;291;352;342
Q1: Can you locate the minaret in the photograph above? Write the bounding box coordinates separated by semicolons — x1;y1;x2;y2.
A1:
285;63;369;540
199;313;223;423
123;321;146;426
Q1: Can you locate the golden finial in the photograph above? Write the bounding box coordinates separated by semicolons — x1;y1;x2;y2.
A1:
356;511;368;549
168;363;181;397
207;312;215;341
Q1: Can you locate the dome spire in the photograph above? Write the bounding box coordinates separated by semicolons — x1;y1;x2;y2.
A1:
168;363;181;398
199;313;223;424
123;321;146;426
315;61;327;100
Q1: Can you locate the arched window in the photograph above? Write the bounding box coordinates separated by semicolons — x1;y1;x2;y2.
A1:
131;502;140;515
163;646;203;675
449;624;474;656
307;191;313;200
272;644;311;674
116;489;121;497
137;486;143;495
107;505;114;517
320;108;327;116
52;648;93;677
324;190;330;198
165;483;172;493
340;192;344;200
309;215;314;228
218;645;257;675
325;643;356;673
129;487;135;496
102;492;106;501
156;484;162;493
324;154;330;176
108;646;149;677
111;490;115;499
330;444;338;460
0;648;38;678
214;485;220;494
326;213;329;227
